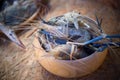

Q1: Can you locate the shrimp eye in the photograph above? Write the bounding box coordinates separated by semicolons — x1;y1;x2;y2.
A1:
9;30;16;39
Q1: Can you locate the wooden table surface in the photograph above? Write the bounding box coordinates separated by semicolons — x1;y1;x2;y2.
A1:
0;0;120;80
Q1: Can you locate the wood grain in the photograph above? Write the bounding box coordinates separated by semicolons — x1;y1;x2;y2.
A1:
0;0;120;80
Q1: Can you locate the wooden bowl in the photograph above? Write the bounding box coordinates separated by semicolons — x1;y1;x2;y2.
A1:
33;35;108;78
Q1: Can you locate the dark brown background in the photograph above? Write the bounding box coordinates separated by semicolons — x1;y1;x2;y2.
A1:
0;0;120;80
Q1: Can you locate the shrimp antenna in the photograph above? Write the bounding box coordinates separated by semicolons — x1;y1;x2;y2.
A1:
39;17;49;24
95;14;103;33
